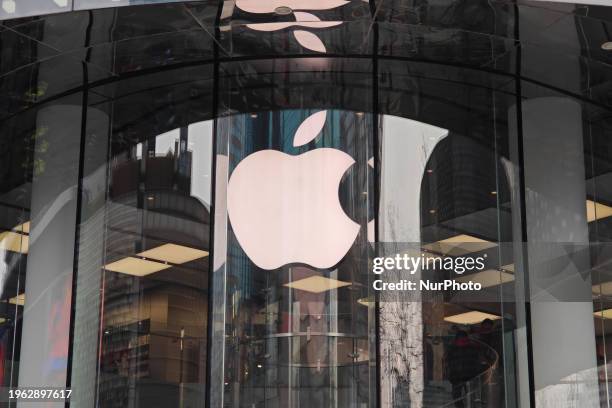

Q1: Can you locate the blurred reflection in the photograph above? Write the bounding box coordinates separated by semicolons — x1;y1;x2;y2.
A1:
82;121;213;407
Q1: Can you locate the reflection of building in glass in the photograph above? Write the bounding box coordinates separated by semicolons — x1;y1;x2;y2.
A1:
0;1;611;408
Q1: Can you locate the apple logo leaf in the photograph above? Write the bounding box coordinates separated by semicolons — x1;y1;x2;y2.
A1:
293;30;327;53
246;12;340;32
293;110;327;147
294;11;342;28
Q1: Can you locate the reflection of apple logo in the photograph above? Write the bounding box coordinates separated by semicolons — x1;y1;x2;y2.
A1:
235;0;349;52
227;111;360;270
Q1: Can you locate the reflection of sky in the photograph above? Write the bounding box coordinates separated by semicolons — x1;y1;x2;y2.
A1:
188;121;213;208
134;122;213;207
155;128;179;156
0;253;6;300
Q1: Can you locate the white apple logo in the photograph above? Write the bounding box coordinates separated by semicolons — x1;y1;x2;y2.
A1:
227;111;360;270
235;0;350;53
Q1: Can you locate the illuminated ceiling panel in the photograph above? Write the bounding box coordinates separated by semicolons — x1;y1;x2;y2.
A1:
13;221;30;234
444;311;501;325
456;269;514;288
594;309;612;319
284;275;351;293
592;281;612;296
104;257;171;276
357;297;373;306
137;243;209;264
586;200;612;223
423;234;496;256
9;293;24;306
0;231;28;254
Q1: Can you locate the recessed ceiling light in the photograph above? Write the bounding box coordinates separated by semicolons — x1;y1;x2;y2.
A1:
592;281;612;296
423;234;496;256
9;293;24;306
0;231;29;254
284;275;351;293
104;257;170;276
137;243;209;264
444;311;501;325
601;42;612;51
586;200;612;222
594;308;612;319
357;296;373;306
456;269;514;289
491;191;497;195
13;221;30;234
147;196;155;201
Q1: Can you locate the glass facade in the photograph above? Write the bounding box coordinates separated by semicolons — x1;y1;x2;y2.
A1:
0;1;611;407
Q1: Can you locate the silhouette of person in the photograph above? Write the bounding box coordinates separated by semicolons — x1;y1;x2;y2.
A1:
446;330;483;408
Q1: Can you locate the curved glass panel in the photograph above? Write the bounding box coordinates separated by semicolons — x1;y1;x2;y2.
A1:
0;2;610;408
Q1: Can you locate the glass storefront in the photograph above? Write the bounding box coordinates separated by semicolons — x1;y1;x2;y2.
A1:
0;1;611;407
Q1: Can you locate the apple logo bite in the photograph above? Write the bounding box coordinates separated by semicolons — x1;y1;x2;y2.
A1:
227;111;360;270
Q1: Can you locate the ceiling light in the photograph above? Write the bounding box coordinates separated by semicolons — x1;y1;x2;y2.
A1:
444;311;501;325
594;309;612;319
602;42;612;51
456;269;514;289
137;243;209;264
12;221;30;234
586;200;612;222
2;0;15;14
104;257;170;276
0;231;28;254
423;234;497;256
592;281;612;296
357;296;373;306
284;275;351;293
9;293;24;306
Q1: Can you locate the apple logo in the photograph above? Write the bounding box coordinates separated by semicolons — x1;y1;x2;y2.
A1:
246;12;341;53
235;0;350;52
227;110;361;270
